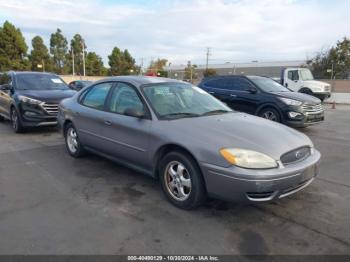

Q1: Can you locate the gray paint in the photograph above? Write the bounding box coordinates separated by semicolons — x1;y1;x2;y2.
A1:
58;76;320;202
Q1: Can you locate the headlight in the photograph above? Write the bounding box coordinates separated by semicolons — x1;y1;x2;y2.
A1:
18;95;42;105
278;97;302;106
220;148;278;169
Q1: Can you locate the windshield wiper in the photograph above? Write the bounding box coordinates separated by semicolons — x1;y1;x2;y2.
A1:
161;112;201;119
202;109;231;116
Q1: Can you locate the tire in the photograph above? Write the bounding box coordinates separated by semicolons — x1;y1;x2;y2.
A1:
11;107;24;133
258;107;281;123
64;123;86;158
0;115;5;122
159;151;206;209
299;88;313;96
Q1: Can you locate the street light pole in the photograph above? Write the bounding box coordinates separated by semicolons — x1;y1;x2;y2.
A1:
72;49;75;76
81;40;86;77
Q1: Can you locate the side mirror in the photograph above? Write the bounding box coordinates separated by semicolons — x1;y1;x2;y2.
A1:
124;107;145;118
248;87;257;94
0;84;11;91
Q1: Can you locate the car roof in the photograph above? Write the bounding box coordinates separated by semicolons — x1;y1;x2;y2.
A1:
95;76;185;87
7;71;58;76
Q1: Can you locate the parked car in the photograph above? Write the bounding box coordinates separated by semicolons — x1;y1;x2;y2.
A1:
0;71;76;133
58;76;320;209
198;75;324;127
68;80;92;91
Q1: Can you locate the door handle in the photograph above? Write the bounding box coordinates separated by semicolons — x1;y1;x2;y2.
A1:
104;120;112;126
230;94;237;97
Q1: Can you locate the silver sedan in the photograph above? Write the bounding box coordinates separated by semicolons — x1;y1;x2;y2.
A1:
58;76;320;209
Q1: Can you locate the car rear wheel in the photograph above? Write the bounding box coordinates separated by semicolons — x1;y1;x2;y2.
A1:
259;107;281;123
159;151;206;209
65;123;85;157
11;108;24;133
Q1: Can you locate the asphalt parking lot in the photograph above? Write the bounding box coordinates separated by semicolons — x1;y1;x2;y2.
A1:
0;104;349;255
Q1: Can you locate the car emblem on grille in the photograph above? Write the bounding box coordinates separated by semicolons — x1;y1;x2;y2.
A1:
295;150;303;159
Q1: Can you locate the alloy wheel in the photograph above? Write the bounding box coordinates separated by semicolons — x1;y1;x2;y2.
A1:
67;127;78;154
164;161;192;201
262;111;278;121
11;110;18;130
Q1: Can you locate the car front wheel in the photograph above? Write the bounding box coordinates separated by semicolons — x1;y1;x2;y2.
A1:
11;108;24;133
65;123;85;157
159;151;206;209
259;107;281;123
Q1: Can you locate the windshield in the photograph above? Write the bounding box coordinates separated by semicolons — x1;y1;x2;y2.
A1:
142;83;232;119
300;69;314;81
16;74;69;90
248;76;290;92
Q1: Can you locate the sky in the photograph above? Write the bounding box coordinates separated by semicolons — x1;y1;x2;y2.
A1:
0;0;349;67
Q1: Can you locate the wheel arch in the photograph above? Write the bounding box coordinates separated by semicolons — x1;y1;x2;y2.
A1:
299;87;313;94
255;103;283;118
153;143;203;180
62;119;73;137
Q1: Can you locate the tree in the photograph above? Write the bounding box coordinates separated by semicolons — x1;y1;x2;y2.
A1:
0;21;30;71
203;68;217;77
85;52;106;76
148;58;168;77
184;61;197;82
308;37;350;79
50;28;68;74
108;47;137;75
29;36;52;72
70;34;86;75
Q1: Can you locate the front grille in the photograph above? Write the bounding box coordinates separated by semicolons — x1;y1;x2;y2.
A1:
301;103;323;114
281;146;311;165
41;103;59;116
324;85;331;92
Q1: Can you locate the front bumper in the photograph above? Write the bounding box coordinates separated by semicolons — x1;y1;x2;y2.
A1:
19;104;58;127
281;105;325;127
314;92;331;99
200;149;320;203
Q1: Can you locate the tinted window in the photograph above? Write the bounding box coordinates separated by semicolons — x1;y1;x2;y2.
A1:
229;78;254;91
288;70;299;81
205;79;228;89
82;82;113;110
248;76;289;92
108;83;144;115
15;74;68;90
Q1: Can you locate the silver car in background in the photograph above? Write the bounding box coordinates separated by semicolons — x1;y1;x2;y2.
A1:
58;76;321;209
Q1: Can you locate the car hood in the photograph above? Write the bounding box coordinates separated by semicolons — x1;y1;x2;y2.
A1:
17;89;77;103
274;91;321;104
166;112;313;160
304;80;329;87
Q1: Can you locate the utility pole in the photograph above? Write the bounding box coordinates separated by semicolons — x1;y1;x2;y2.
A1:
72;49;75;76
42;59;45;72
81;40;86;77
140;57;144;75
206;47;211;70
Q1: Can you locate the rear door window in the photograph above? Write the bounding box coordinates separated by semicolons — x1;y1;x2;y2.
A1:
205;79;229;89
231;78;254;91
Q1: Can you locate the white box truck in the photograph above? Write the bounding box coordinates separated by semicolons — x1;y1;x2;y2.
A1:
280;68;332;101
